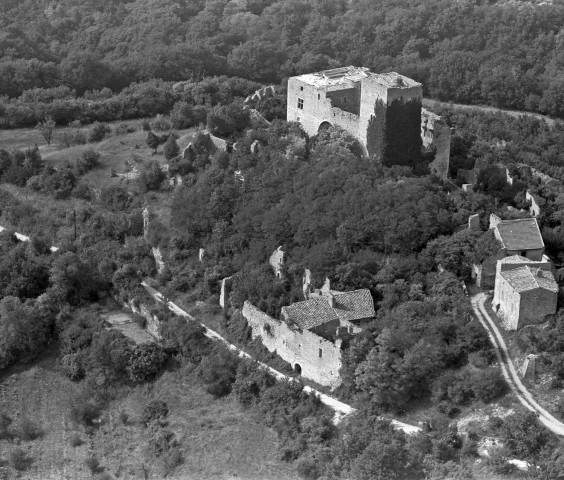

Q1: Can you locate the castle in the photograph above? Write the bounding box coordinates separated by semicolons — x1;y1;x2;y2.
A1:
287;66;450;177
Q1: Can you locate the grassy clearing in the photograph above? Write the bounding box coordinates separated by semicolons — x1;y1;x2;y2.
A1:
0;349;297;480
0;118;193;237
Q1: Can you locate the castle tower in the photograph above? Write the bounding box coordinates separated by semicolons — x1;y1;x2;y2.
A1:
287;66;423;167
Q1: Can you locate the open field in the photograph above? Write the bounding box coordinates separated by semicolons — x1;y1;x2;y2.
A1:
0;348;297;480
0;117;194;238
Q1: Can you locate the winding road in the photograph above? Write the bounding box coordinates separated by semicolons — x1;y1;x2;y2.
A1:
470;292;564;436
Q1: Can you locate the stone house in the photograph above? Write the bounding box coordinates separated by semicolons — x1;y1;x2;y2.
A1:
287;66;450;177
492;256;558;330
489;214;545;261
242;288;376;388
472;214;545;288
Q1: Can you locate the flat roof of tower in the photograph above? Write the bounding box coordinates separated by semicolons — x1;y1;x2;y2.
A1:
292;66;421;89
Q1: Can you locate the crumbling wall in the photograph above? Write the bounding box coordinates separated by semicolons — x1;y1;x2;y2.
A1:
242;301;343;388
152;247;165;274
516;287;557;330
526;190;544;217
123;299;162;339
421;108;450;179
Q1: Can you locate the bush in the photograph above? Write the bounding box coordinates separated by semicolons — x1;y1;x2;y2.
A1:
0;414;13;440
88;122;111;142
126;343;167;382
9;448;33;472
68;393;103;428
14;417;43;441
470;368;507;403
115;123;133;135
200;349;240;398
75;148;100;174
69;432;84;447
162;447;184;476
163;135;179;160
151;114;172;132
149;429;178;457
141;400;169;426
141;120;151;131
84;456;101;473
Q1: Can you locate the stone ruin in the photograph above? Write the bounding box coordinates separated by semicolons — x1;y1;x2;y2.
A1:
269;246;285;279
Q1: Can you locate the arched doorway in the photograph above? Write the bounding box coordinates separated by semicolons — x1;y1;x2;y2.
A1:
318;121;332;133
294;364;302;376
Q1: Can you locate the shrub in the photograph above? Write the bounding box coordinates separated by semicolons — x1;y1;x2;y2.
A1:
115;123;131;135
75;148;100;174
9;448;33;472
0;414;13;440
84;456;101;473
88;122;111;142
126;343;167;382
14;417;43;441
151;114;172;132
141;400;169;426
200;349;240;397
163;135;180;160
162;447;184;476
69;432;84;447
149;429;178;456
68;394;103;428
141;120;151;131
470;369;507;403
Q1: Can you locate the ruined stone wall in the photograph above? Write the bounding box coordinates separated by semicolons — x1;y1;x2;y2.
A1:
287;78;344;137
517;288;557;329
526;191;543;217
242;301;342;388
421;109;451;179
494;277;521;329
123;299;162;339
326;86;361;115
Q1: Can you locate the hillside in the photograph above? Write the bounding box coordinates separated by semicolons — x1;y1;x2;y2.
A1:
2;0;564;118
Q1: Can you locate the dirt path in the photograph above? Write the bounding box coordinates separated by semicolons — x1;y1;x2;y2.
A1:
470;292;564;436
141;282;359;422
423;98;558;127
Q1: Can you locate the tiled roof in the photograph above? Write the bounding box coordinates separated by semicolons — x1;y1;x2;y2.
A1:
494;218;544;251
281;289;375;330
500;266;558;293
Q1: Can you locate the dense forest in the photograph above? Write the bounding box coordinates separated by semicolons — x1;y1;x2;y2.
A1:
2;0;564;118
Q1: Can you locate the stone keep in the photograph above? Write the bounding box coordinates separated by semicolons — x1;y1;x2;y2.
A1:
287;66;449;176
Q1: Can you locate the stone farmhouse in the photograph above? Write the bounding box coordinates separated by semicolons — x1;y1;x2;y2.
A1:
242;286;376;389
493;255;558;330
287;66;450;178
473;214;545;288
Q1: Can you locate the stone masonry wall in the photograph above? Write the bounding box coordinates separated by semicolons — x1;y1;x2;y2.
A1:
124;299;162;339
494;276;521;329
421;108;451;179
517;288;557;329
242;301;343;389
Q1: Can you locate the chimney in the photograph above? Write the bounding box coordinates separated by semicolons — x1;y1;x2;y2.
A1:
327;293;335;308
